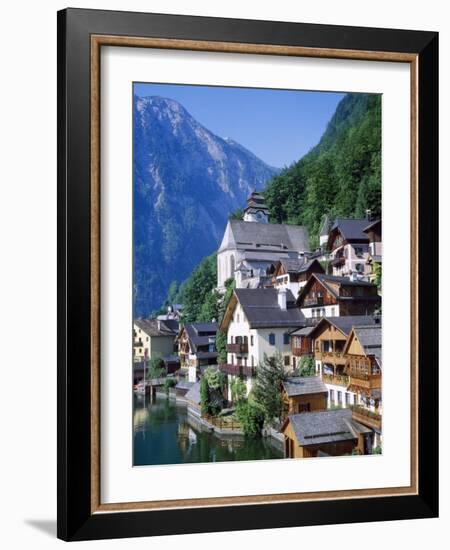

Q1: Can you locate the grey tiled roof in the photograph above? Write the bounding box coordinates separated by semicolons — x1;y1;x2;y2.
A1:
277;257;323;274
282;376;328;397
183;322;218;352
290;326;316;337
185;381;201;404
327;315;382;337
288;409;368;446
362;219;381;233
353;325;382;366
134;318;179;337
331;218;370;242
226;219;309;252
234;288;306;328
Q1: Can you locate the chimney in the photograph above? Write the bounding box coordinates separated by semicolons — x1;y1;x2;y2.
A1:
277;287;287;310
350;272;358;282
365;208;372;221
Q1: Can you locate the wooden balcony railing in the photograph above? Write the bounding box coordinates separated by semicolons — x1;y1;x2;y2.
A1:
227;342;249;354
303;296;324;307
292;347;312;357
316;351;346;363
350;405;382;430
348;373;381;390
322;373;349;387
219;364;255;377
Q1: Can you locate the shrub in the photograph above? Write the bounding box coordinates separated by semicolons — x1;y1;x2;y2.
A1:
235;400;264;437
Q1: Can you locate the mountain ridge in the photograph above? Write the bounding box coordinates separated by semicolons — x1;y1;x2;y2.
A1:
133;95;278;317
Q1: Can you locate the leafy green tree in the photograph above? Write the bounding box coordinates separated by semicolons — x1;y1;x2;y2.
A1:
235;400;265;437
164;377;177;395
146;355;165;379
200;376;211;416
252;352;286;426
297;355;316;377
231;377;247;403
200;367;226;416
373;262;382;289
215;330;228;364
229;208;244;220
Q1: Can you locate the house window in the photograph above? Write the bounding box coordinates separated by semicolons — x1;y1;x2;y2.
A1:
355;263;364;273
337;391;342;406
236;313;240;322
147;336;149;341
284;355;290;366
269;333;276;346
250;335;254;346
298;403;311;413
345;393;350;407
331;307;336;316
354;247;364;258
251;355;254;367
283;333;290;345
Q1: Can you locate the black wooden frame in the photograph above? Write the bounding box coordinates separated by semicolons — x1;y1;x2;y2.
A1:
57;8;439;541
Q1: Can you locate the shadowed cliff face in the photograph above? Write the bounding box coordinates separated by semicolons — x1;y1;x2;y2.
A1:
133;95;278;316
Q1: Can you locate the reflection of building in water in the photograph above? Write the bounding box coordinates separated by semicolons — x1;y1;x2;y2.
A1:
133;404;149;433
177;422;197;452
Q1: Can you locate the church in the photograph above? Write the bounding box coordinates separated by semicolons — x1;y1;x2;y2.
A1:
217;191;310;290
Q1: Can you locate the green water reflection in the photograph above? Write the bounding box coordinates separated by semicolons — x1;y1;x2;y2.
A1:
133;394;283;466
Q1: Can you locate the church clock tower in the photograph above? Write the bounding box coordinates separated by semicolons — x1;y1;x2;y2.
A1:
243;191;269;223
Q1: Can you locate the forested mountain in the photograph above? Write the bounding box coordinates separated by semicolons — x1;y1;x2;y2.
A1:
134;96;278;317
264;93;381;248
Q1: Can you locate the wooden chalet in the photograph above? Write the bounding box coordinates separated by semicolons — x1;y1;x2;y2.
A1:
268;257;325;296
308;315;381;409
326;218;371;278
290;325;315;368
343;325;382;433
363;219;382;285
281;376;328;416
281;409;372;458
297;273;381;318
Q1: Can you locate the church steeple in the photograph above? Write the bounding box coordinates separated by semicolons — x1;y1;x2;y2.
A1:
243;191;269;223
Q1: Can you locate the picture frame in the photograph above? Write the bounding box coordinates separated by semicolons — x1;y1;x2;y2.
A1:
57;7;439;541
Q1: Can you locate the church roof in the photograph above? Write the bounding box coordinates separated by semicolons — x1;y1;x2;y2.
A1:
218;219;309;254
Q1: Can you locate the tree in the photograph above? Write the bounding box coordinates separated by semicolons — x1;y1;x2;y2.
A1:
252;352;286;426
215;330;228;364
200;367;226;416
297;355;316;377
200;376;211;416
146;355;165;379
231;377;247;403
235;399;264;436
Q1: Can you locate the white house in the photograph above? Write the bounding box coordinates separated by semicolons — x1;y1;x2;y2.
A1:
327;217;372;278
217;192;310;291
219;287;306;401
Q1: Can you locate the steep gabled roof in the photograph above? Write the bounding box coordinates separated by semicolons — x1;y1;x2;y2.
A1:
308;315;382;339
218;219;309;253
176;322;218;353
284;409;371;447
271;257;325;276
297;273;378;306
221;288;306;330
329;218;370;244
282;376;328;397
134;318;179;337
344;325;382;366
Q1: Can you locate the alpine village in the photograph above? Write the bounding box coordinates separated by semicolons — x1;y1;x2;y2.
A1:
133;190;382;462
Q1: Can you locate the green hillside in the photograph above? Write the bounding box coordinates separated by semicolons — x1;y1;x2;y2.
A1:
264;92;381;248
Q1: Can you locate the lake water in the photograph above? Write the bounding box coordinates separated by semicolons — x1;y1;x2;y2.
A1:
133;393;283;466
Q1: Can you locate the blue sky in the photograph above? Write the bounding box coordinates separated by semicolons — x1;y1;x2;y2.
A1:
134;82;345;168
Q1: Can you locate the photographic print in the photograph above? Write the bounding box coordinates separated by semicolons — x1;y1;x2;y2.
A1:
132;83;382;466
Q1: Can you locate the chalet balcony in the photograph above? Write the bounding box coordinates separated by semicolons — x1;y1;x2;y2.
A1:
134;340;144;347
350;405;382;430
227;342;249;354
316;351;346;364
322;373;349;387
348;372;381;391
219;364;256;377
292;348;313;357
331;256;345;267
303;296;324;307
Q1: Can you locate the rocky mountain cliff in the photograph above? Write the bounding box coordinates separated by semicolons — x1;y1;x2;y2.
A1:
133;96;278;317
